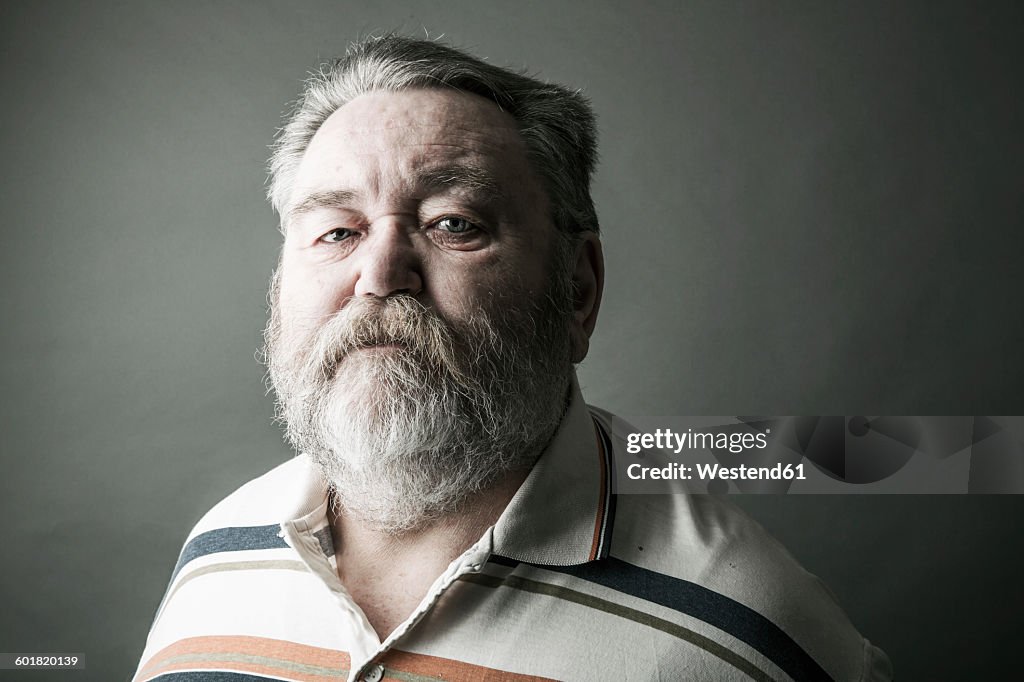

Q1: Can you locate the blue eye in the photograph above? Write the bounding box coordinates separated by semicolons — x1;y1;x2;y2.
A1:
434;217;477;234
320;228;355;243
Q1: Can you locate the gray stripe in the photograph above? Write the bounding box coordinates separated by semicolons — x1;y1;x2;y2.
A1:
383;668;454;682
461;572;773;682
313;526;336;557
374;662;543;682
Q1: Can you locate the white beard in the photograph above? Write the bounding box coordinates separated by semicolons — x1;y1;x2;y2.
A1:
264;276;574;535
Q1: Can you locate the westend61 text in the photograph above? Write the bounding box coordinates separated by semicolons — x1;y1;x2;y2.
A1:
626;462;807;481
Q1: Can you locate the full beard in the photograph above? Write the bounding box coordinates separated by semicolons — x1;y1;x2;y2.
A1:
264;272;574;535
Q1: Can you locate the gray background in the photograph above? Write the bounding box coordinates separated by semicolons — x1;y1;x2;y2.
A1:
2;1;1022;680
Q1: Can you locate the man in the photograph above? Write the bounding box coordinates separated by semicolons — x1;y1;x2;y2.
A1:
135;35;891;682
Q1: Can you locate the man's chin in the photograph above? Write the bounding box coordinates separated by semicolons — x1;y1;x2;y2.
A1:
355;343;405;352
333;344;415;374
328;350;396;383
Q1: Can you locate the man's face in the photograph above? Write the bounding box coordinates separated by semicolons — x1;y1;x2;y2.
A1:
266;89;576;533
277;88;558;337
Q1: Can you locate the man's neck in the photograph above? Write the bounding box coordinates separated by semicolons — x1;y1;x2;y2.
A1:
327;469;528;640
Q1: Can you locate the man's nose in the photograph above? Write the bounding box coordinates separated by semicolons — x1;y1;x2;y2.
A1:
352;221;423;298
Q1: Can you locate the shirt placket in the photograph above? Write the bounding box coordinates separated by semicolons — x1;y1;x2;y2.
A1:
281;519;494;682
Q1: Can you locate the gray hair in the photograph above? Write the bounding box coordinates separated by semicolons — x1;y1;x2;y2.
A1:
267;34;599;238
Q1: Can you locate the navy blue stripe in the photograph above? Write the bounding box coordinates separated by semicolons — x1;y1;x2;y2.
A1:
170;525;287;582
490;555;832;682
152;673;290;682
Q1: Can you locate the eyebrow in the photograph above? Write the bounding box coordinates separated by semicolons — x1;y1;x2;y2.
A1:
284;162;505;227
413;163;505;199
285;189;360;226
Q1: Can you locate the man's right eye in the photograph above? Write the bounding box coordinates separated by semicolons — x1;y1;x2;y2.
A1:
319;228;355;243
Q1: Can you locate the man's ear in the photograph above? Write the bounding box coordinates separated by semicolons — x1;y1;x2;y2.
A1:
569;232;604;364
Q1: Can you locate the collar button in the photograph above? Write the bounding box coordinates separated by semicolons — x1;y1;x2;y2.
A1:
361;663;385;682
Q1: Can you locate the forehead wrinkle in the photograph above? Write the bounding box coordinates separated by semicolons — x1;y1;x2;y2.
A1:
330;114;526;163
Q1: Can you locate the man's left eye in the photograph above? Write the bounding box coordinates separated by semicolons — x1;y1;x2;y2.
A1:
433;217;478;234
319;228;355;243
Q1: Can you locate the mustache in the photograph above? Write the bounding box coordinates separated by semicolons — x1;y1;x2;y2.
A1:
306;295;462;376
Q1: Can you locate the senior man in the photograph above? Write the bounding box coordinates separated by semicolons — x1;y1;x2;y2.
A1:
135;35;890;682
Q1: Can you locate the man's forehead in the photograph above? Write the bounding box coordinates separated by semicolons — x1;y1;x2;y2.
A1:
313;88;521;145
289;88;539;212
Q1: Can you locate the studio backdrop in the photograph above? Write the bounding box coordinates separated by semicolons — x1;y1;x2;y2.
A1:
1;1;1022;680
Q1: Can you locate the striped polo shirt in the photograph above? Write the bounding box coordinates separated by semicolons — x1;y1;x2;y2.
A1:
134;380;891;682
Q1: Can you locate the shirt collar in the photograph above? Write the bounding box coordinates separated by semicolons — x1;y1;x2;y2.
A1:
491;374;615;566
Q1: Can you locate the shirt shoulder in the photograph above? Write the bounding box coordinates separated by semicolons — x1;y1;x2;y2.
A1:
185;454;326;540
133;455;336;682
588;406;892;681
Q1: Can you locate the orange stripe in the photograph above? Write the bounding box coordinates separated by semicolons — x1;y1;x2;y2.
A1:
382;650;558;681
136;636;349;681
587;419;608;560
